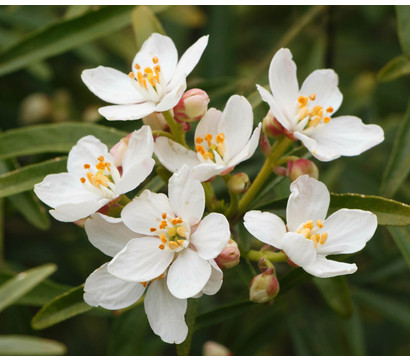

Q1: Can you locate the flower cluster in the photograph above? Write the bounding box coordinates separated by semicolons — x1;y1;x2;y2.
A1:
34;33;383;344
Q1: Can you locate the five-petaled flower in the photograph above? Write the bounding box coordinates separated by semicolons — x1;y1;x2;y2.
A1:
154;95;261;182
257;48;384;161
244;175;378;278
81;33;208;121
34;126;155;222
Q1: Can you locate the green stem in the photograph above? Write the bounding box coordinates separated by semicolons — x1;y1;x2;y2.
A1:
247;250;287;263
202;182;216;212
223;175;239;219
162;110;187;147
176;298;198;356
152;130;174;140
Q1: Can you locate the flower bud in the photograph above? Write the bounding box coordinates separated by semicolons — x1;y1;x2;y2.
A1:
287;158;319;182
203;341;232;356
249;268;280;304
263;110;285;138
110;133;132;166
227;172;250;194
142;112;169;131
173;89;210;123
215;239;240;270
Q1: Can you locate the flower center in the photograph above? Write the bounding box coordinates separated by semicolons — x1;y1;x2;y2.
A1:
150;213;190;252
195;133;226;162
297;94;333;128
296;219;328;248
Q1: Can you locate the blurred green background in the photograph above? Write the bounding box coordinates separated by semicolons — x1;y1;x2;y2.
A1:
0;5;409;356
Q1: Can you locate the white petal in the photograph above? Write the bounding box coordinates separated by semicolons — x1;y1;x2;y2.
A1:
121;126;154;170
167;248;211;299
281;232;317;267
154;137;200;173
144;279;188;344
81;66;144;104
202;259;223;296
155;76;187;112
50;198;110;222
303;255;358;278
286;175;330;232
121;190;174;235
168;165;205;226
227;124;261;168
318;209;377;255
243;210;286;248
116;158;155;194
99;102;156;121
190;213;230;260
297;116;384;162
108;237;174;282
84;263;144;310
268;48;299;121
195;108;222;140
299;69;343;115
191;163;227;182
85;213;138;257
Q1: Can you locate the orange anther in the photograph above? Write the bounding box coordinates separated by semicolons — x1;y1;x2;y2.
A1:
128;72;135;79
324;117;330;124
150;227;157;232
195;136;203;144
98;156;104;162
205;134;213;145
141;281;148;287
168;241;179;250
144;67;153;74
162;213;167;219
216;133;225;143
298;96;308;107
160;234;167;243
326;106;334;113
177;240;184;247
80;177;86;183
159;244;165;250
152;56;159;64
96;162;105;170
196;145;205;154
84;164;90;169
309;94;316;101
134;63;140;70
154;65;161;74
159;220;168;229
177;218;183;224
203;151;213;160
171;219;178;225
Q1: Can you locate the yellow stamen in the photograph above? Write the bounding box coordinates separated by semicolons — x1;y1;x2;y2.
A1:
195;136;203;144
309;117;321;128
216;133;225;144
300;228;310;238
160;234;167;244
128;72;135;79
154;65;160;74
297;106;309;120
203;151;213;160
177;240;185;247
168;241;179;250
303;220;314;230
320;232;328;245
176;226;186;238
217;142;226;157
196;145;205;154
168;227;176;237
134;63;140;70
205;134;213;146
309;94;316;101
324;117;330;124
298;96;308;107
316;219;324;228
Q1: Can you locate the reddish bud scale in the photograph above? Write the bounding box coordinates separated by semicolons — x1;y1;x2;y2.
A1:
173;88;210;123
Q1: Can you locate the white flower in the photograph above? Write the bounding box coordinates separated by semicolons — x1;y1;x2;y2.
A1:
154;95;261;182
107;165;230;299
244;175;378;278
82;213;223;344
81;33;209;121
257;48;384;161
34;126;155;222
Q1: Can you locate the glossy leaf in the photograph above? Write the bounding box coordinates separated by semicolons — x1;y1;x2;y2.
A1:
396;5;410;55
0;264;56;312
132;5;165;51
387;226;410;269
31;284;92;330
0;5;134;77
0;122;128;160
0;335;66;356
377;55;410;82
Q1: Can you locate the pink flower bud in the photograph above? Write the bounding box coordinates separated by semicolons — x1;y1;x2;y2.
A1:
227;172;250;194
142;112;169;131
260;133;271;156
203;341;232;356
287;158;319;182
249;268;280;303
110;133;132;166
173;88;210;123
215;239;240;270
263;110;285;138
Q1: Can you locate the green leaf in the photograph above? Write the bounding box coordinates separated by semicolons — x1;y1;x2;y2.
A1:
377;54;410;82
0;122;128;160
0;264;56;312
279;267;311;294
343;303;366;355
313;276;354;318
132;5;165;50
387;226;410;268
31;284;92;330
396;5;410;55
0;335;66;356
0;5;134;77
380;98;410;197
0;157;67;198
161;5;206;28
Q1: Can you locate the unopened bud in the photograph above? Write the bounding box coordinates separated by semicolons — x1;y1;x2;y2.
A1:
227;173;250;194
249;268;280;304
110;133;132;166
288;158;319;182
260;133;271;156
174;88;210;123
215;239;240;270
263;110;285;138
142;112;169;131
203;341;232;356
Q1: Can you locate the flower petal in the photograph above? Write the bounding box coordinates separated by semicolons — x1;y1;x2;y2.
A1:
108;237;174;282
286;175;330;232
303;255;358;278
81;66;144;104
144;279;188;344
195;108;222;140
319;209;377;255
299;69;343;115
99;102;156;121
50;198;109;222
155;76;187;112
243;210;286;248
227;123;261;168
168;165;205;227
190;213;230;260
167;248;211;299
85;213;138;257
281;232;317;267
84;263;145;310
191;163;227;182
116;158;155;195
201;259;223;296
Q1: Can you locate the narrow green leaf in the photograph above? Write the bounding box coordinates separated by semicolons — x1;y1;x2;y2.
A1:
380;98;410;197
0;335;66;356
396;5;410;55
0;122;127;160
377;55;410;82
31;284;92;330
313;276;354;318
0;5;134;77
343;303;366;355
0;157;67;198
0;264;56;312
132;5;165;50
387;226;410;268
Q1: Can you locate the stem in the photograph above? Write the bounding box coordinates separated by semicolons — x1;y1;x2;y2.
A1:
247;250;287;263
176;298;198;356
151;130;173;140
162;110;187;147
223;175;239;219
202;182;216;212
